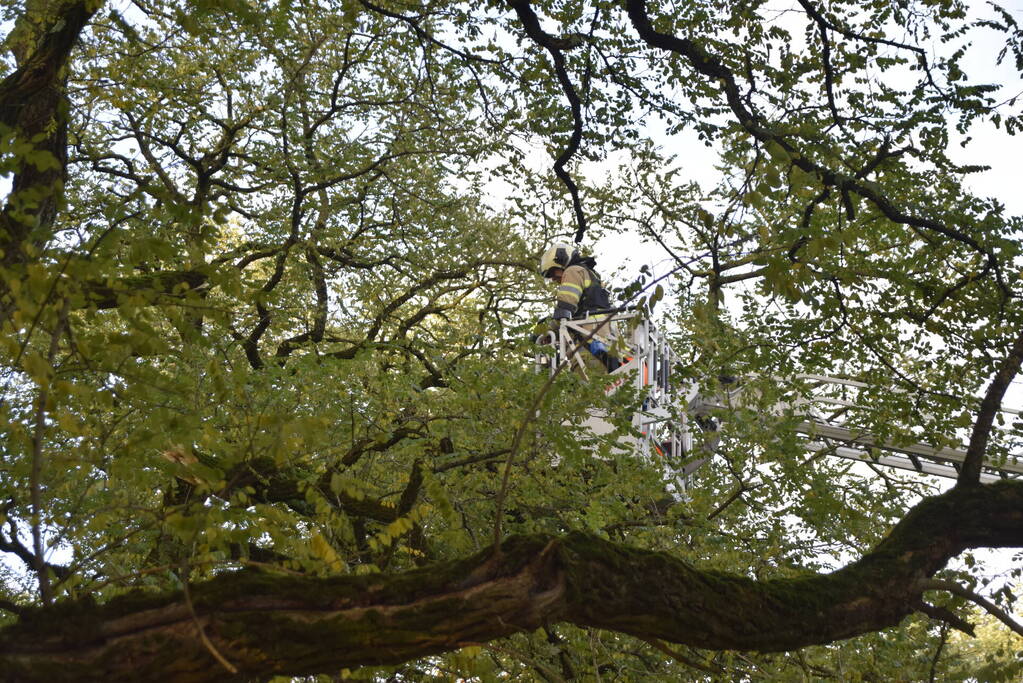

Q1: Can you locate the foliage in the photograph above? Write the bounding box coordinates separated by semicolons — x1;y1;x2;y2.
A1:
1;0;1022;680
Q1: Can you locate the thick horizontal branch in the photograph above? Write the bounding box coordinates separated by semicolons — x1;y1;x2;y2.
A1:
1;481;1021;681
79;270;209;309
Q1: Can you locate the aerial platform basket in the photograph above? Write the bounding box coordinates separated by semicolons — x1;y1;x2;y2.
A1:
534;311;704;495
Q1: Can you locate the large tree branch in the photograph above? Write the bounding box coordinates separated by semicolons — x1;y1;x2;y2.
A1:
1;481;1021;681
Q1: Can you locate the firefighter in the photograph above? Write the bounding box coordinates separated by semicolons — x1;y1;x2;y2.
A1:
539;243;620;372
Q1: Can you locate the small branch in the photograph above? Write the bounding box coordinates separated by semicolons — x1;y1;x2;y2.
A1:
398;459;425;516
433;448;511;473
462;641;566;682
920;579;1023;638
492;342;573;549
706;480;759;521
0;599;26;617
0;516;38;572
795;0;846;133
928;623;948;683
508;0;589;243
357;0;504;66
640;638;724;676
29;299;68;605
544;626;576;680
182;579;238;675
958;327;1023;486
794;0;927;56
915;600;975;637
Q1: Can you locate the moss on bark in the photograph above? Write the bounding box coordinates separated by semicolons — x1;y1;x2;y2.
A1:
1;483;1021;681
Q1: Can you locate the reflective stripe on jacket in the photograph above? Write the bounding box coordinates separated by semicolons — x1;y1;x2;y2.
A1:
554;265;591;317
556;264;612;315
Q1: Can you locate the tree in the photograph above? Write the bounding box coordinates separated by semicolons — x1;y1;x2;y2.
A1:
1;0;1022;679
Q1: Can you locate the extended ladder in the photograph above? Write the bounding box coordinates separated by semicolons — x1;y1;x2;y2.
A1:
536;313;1023;489
698;374;1023;484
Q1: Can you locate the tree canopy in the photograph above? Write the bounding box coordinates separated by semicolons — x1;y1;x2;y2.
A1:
1;0;1022;680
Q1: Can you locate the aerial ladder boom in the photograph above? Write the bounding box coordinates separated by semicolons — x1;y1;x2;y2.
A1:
698;374;1023;484
536;312;1023;490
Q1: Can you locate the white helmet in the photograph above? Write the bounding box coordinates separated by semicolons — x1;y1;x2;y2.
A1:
539;242;577;278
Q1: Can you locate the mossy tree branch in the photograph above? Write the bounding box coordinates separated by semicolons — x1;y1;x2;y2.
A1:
1;481;1020;682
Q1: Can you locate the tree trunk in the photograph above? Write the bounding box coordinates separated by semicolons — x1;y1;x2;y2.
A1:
1;0;99;266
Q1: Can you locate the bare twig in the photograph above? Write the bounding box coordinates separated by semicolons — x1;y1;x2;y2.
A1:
492;334;576;550
29;299;69;605
182;579;238;674
493;263;691;549
706;479;760;521
640;638;724;676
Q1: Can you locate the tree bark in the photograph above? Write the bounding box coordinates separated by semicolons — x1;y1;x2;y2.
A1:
1;0;100;266
1;481;1020;682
